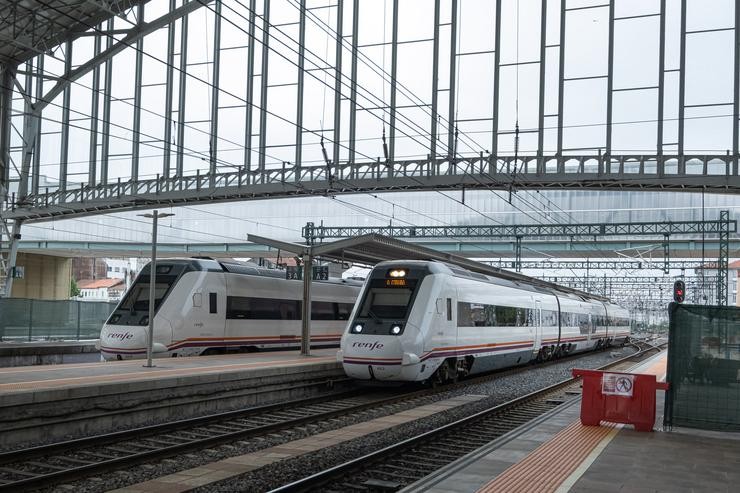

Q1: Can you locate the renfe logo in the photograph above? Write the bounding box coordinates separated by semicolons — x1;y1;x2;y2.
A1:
352;341;384;351
108;332;133;341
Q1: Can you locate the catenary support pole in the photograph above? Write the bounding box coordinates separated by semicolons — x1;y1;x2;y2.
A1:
301;254;312;356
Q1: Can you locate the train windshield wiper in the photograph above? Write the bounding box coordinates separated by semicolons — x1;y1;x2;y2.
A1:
367;309;382;324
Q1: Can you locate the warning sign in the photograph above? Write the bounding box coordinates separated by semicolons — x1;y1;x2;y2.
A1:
602;373;634;397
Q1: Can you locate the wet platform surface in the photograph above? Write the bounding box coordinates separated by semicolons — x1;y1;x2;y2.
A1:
0;348;339;394
404;351;738;493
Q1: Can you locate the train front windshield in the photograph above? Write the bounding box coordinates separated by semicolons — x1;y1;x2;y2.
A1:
119;279;174;312
351;267;425;335
107;265;183;326
359;287;414;319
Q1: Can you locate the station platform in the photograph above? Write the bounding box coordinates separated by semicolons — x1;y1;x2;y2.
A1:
0;349;346;448
405;351;739;493
0;340;99;367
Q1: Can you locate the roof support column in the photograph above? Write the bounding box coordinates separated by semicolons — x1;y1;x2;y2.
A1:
348;0;359;165
176;6;189;177
244;0;257;172
491;0;502;160
0;66;13;200
101;18;114;185
332;0;344;170
605;0;615;169
258;0;271;173
388;0;398;169
209;0;222;184
163;0;177;178
59;41;72;192
556;0;566;159
657;0;666;173
430;0;440;163
89;31;101;186
734;0;740;175
295;0;306;171
32;56;43;195
447;0;458;160
678;0;686;161
536;0;547;170
132;3;145;183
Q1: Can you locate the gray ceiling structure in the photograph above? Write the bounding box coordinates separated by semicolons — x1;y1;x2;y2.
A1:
1;0;739;312
0;0;149;66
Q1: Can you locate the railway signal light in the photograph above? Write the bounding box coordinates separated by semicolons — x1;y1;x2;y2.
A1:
673;280;686;303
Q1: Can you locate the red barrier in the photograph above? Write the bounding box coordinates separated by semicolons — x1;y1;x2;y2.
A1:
572;368;670;432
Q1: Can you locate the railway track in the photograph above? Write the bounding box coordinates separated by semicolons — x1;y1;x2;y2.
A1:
270;344;663;493
0;344;649;492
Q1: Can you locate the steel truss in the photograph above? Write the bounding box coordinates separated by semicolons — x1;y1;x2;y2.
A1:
2;155;740;222
493;260;712;271
304;214;736;240
304;211;734;305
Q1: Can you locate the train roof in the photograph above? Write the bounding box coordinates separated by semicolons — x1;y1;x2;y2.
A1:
374;259;611;304
140;258;362;286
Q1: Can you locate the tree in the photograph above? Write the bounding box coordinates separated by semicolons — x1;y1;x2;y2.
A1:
70;279;81;298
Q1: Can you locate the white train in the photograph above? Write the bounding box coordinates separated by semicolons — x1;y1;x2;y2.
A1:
99;258;361;360
339;261;631;383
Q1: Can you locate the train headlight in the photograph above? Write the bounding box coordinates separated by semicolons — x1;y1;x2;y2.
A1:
388;269;407;278
390;324;403;335
353;324;364;333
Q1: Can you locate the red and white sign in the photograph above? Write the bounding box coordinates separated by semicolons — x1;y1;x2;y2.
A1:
601;373;634;397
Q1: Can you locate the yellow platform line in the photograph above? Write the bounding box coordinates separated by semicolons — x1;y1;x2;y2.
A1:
477;421;619;493
477;352;668;492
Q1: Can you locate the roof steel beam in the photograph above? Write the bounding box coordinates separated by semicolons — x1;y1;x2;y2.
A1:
308;214;735;240
4;156;740;221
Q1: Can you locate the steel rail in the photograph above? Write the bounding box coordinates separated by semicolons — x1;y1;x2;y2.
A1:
0;345;645;491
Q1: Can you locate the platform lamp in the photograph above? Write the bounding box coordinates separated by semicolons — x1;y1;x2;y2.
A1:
137;210;175;368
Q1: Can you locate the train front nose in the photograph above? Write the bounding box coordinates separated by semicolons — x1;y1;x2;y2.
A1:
341;336;407;381
99;326;148;360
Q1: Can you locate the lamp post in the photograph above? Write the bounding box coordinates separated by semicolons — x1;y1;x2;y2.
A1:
137;210;174;368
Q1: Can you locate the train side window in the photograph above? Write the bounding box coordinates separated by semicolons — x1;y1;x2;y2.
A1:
192;293;202;307
446;298;452;321
209;293;217;314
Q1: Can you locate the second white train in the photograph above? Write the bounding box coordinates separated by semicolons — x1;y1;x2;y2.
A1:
340;260;630;383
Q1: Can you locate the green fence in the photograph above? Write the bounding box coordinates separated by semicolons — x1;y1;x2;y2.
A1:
665;302;740;431
0;298;117;341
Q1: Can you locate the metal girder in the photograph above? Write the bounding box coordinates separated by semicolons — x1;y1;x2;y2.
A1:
512;261;645;270
718;209;730;306
510;260;719;271
306;211;735;240
542;276;717;285
0;0;147;65
5;157;740;221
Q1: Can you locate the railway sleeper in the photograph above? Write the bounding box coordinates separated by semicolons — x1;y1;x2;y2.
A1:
26;461;67;471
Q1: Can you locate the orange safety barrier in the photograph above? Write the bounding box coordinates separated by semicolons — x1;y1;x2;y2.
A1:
572;368;669;432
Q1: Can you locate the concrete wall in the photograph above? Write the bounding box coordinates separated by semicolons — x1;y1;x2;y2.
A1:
11;253;71;300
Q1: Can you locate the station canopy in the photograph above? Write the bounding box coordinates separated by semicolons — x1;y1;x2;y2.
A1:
0;0;148;65
247;233;607;301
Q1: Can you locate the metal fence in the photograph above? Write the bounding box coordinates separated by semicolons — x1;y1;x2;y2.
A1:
0;298;116;341
665;303;740;431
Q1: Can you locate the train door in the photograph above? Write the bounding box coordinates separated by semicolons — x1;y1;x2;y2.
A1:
532;299;543;353
191;272;226;346
426;279;456;353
